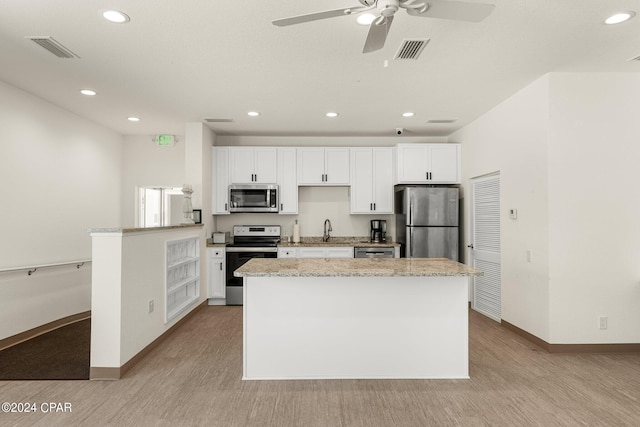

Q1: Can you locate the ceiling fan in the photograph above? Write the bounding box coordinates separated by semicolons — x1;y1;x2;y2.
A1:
272;0;495;53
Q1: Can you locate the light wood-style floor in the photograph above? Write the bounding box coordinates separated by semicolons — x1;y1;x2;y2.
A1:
1;306;639;426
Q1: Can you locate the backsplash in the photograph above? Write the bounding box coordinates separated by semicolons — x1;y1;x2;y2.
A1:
215;187;395;240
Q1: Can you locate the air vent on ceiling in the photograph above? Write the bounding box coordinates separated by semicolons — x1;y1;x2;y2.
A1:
394;39;430;60
426;119;458;124
628;54;640;62
204;118;234;123
26;36;79;59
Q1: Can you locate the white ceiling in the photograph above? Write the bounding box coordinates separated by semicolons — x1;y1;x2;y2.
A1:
0;0;638;138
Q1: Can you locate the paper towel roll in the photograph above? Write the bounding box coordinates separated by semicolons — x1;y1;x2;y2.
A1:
293;221;300;243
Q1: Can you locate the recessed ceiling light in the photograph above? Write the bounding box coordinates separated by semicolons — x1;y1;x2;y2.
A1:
402;112;415;117
604;11;635;25
247;111;260;117
326;112;339;118
80;89;96;96
127;117;140;122
102;10;130;23
357;13;376;25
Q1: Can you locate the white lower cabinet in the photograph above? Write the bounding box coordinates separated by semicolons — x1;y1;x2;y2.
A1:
207;247;226;304
278;246;354;258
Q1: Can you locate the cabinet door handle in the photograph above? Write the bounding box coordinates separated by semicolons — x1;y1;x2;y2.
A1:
224;203;228;211
219;262;223;271
280;203;283;210
370;203;373;210
373;203;376;211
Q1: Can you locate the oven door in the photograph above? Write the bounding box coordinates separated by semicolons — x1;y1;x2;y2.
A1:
225;249;277;305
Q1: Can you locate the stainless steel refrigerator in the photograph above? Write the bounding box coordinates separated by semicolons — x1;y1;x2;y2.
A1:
395;186;459;260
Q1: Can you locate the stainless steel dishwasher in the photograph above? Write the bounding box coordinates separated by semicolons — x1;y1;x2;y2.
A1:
354;247;395;258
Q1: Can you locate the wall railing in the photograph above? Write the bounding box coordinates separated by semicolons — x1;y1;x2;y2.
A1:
0;259;92;276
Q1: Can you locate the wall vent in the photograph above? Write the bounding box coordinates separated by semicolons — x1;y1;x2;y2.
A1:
26;36;79;59
426;119;458;124
394;39;430;60
204;118;234;123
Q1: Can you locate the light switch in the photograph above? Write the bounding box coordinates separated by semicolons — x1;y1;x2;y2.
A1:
509;209;518;220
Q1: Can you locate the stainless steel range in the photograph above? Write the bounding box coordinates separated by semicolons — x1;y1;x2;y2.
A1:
225;225;280;305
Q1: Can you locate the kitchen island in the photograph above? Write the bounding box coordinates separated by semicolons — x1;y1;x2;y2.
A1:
235;257;482;380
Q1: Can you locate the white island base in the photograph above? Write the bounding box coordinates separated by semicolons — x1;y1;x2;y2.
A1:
243;275;469;380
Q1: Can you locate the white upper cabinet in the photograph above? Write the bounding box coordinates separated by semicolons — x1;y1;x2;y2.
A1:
297;147;350;185
229;147;277;184
277;147;298;214
350;147;394;214
212;147;230;215
397;143;460;184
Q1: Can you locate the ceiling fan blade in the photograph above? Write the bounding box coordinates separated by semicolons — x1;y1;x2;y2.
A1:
363;15;394;53
406;0;495;23
272;6;372;27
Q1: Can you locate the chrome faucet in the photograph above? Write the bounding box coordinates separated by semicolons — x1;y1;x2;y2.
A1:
323;219;332;242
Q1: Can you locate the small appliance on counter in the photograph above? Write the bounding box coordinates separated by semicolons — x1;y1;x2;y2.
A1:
370;219;387;243
212;231;230;244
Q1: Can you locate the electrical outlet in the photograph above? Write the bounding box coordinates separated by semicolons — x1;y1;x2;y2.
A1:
149;300;155;314
599;316;608;330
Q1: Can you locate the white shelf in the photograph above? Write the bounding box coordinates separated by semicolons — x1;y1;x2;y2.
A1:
167;256;199;270
166;237;200;323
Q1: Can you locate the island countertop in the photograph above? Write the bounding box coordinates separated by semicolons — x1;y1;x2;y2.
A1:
234;257;482;278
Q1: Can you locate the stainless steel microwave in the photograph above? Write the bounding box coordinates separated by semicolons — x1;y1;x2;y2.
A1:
229;184;279;213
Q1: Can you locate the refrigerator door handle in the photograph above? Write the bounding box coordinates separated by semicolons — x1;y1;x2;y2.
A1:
408;196;413;225
408;227;413;257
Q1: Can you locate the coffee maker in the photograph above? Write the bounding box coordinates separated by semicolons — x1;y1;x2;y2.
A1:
370;219;387;243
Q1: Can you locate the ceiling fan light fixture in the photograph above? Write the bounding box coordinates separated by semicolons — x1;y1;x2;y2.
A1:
357;13;376;25
604;11;635;25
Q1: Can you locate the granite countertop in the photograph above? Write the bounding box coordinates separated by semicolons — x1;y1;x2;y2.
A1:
277;236;400;248
89;224;203;234
234;257;482;278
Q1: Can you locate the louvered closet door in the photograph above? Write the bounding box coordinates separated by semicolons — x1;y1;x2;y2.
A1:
470;173;501;322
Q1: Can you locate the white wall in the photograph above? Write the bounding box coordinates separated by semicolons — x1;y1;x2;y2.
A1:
450;75;552;341
453;72;640;344
121;135;185;227
0;79;123;340
547;73;640;343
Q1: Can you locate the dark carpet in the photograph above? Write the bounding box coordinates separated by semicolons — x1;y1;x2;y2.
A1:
0;319;90;380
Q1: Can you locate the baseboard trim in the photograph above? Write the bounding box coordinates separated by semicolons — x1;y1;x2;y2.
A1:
501;320;640;353
90;300;208;380
0;310;91;351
